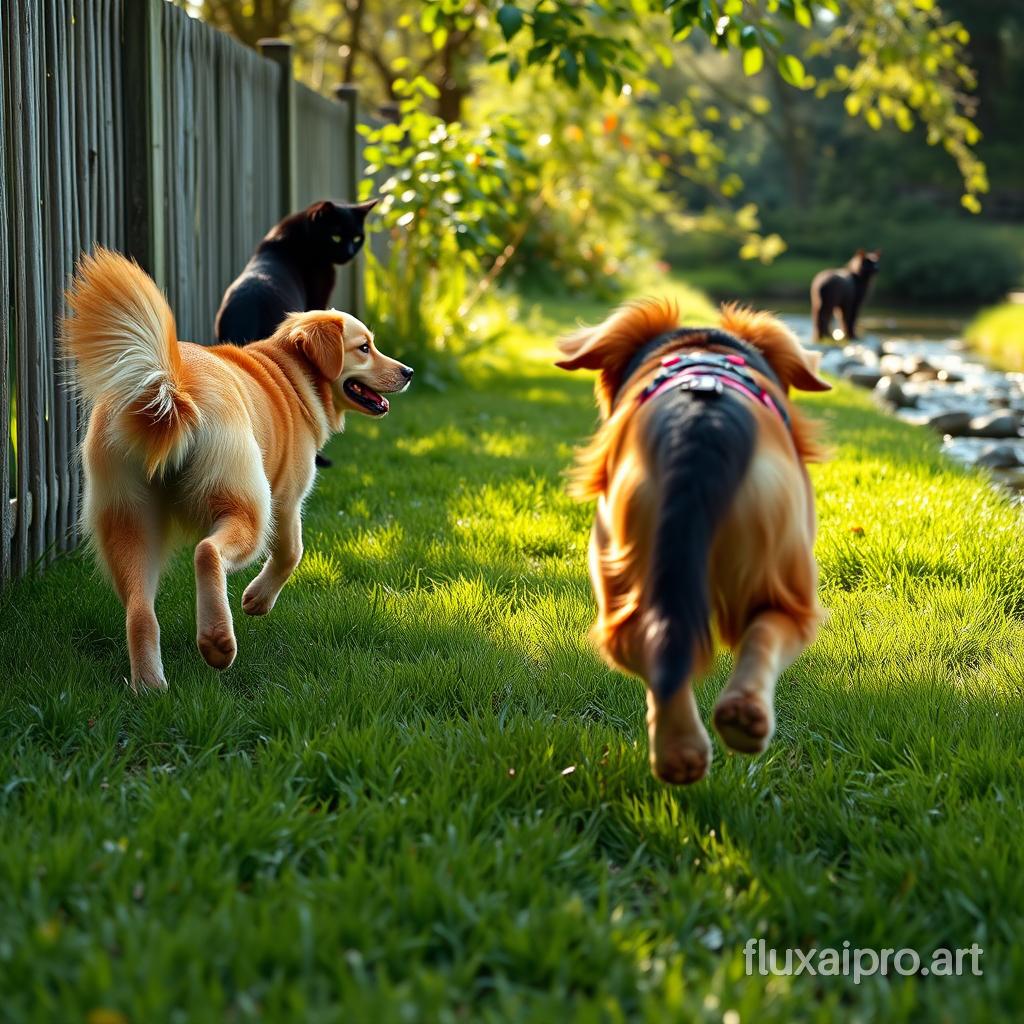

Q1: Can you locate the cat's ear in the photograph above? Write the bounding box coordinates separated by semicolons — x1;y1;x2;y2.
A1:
309;200;336;223
352;198;379;219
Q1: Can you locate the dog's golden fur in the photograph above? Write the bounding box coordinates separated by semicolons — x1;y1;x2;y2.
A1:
64;248;411;690
558;299;829;784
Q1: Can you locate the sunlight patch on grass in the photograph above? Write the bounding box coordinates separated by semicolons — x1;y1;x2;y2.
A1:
0;281;1019;1021
291;550;344;589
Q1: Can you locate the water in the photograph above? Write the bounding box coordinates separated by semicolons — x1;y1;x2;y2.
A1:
776;307;1024;492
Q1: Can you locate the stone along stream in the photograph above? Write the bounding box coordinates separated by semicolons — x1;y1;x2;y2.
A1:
781;309;1024;497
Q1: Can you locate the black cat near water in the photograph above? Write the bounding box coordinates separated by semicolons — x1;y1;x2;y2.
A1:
810;249;880;343
215;198;377;466
215;198;377;346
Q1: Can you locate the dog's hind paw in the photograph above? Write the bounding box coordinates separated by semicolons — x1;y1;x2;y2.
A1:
197;623;237;671
713;692;774;754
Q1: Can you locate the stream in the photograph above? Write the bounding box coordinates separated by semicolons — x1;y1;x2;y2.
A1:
779;308;1024;496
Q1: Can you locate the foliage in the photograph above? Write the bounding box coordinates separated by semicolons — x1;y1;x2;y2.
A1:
666;205;1024;304
965;303;1024;372
437;0;988;207
2;283;1024;1021
873;221;1022;304
810;0;987;212
359;77;535;370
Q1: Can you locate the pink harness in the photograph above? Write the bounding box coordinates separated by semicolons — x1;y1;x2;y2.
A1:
639;351;788;426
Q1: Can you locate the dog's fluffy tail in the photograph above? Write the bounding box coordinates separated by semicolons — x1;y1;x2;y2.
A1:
64;247;199;477
645;392;756;701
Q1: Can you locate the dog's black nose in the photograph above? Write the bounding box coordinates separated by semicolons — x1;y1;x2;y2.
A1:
401;365;414;380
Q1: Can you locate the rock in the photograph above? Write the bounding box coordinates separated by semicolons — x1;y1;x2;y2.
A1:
975;444;1023;469
936;369;963;383
879;354;905;375
992;467;1024;490
966;411;1020;439
819;349;850;375
843;343;879;366
910;367;941;382
844;367;882;389
857;335;883;357
875;374;917;409
905;357;937;376
926;410;973;436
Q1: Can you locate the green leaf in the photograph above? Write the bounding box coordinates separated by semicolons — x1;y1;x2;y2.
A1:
739;25;758;49
496;4;524;43
776;54;806;87
743;46;764;76
560;48;579;87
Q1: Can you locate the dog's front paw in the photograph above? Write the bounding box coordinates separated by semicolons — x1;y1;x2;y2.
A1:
130;672;169;694
197;622;237;670
651;740;712;786
713;691;775;754
241;581;278;617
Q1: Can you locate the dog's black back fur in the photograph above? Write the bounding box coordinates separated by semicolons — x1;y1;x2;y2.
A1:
214;199;377;345
647;390;757;701
810;249;880;342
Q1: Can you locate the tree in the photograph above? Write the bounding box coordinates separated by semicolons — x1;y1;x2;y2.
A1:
435;0;987;207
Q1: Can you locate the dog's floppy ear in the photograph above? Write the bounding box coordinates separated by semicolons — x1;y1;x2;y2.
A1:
789;346;832;392
555;326;612;371
290;317;344;380
719;304;831;393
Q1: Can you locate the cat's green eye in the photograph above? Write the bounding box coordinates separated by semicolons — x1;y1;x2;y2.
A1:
331;234;341;243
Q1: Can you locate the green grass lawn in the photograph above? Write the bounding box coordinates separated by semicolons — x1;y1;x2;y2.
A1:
2;281;1023;1022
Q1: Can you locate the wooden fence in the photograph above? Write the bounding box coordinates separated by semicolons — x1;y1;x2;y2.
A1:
1;0;365;586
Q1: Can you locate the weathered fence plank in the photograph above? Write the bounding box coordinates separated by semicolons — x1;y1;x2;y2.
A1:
123;0;165;284
0;2;11;580
0;3;359;586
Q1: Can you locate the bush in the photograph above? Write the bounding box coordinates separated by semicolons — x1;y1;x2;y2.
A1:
876;221;1024;305
666;202;1024;306
965;303;1024;372
360;78;535;378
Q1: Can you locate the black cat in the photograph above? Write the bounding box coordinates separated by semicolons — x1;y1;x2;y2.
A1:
810;249;880;342
214;198;377;346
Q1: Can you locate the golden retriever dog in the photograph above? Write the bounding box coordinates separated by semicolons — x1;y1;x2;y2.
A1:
64;248;412;691
557;300;829;784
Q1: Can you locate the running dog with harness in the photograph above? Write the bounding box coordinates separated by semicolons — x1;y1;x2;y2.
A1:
557;300;830;785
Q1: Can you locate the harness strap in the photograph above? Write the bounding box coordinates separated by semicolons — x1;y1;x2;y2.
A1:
613;327;790;430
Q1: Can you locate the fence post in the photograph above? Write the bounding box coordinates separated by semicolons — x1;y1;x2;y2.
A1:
260;39;295;220
334;83;363;319
123;0;165;285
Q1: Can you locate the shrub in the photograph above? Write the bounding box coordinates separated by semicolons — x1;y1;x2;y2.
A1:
875;221;1023;305
360;78;534;377
965;303;1024;372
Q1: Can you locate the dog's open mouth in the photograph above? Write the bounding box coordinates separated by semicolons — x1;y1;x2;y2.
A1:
343;379;390;416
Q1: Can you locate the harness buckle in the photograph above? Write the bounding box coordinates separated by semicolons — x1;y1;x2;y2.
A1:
676;374;724;395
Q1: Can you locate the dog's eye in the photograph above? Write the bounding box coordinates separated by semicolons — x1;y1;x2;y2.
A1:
359;343;370;354
331;234;342;243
